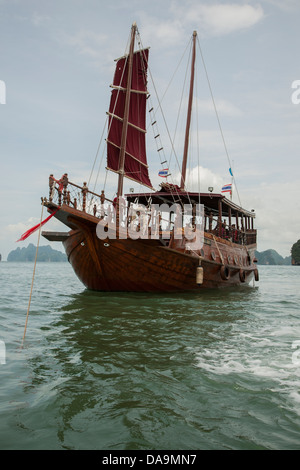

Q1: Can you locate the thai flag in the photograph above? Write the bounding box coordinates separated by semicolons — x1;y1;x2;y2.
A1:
158;169;168;177
221;183;232;193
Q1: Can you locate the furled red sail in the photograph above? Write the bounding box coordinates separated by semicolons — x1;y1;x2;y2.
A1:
106;48;153;189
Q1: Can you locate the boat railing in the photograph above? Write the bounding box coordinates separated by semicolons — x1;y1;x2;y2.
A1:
47;174;257;246
48;174;192;226
245;230;257;245
205;224;256;245
48;174;112;217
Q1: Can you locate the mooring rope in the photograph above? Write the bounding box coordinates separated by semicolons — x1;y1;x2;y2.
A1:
21;199;44;347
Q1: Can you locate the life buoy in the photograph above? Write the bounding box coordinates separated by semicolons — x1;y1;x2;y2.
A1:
220;265;230;280
239;269;246;283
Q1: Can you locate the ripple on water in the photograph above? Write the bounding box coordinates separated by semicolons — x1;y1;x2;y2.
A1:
1;264;300;449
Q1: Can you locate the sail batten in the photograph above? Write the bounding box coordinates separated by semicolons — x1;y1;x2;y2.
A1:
107;44;152;190
106;112;147;134
106;139;149;167
110;84;148;95
106;166;154;190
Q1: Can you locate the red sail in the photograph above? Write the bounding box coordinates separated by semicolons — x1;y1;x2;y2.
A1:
107;48;153;189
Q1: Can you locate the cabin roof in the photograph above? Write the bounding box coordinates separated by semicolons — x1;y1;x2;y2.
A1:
125;190;255;218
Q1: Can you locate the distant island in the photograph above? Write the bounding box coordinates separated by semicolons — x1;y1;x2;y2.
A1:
291;240;300;265
255;249;291;266
7;243;67;262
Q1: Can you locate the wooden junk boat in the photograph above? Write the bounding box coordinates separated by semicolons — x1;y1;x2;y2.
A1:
42;24;259;292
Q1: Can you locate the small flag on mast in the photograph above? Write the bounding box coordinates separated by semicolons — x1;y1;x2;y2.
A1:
158;169;169;177
221;183;232;193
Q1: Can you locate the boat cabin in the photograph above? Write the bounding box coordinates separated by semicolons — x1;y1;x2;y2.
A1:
125;185;256;247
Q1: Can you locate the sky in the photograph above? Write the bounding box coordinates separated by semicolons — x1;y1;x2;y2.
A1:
1;0;300;260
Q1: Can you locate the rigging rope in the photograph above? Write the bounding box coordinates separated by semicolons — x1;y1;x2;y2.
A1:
195;62;201;204
144;34;195;209
135;30;193;209
196;36;242;207
88;117;108;189
168;40;192;178
21;200;44;348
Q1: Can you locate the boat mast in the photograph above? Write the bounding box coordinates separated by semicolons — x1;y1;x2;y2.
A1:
117;22;137;199
180;30;197;190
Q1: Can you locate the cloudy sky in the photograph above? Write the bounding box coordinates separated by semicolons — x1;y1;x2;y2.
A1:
1;0;300;260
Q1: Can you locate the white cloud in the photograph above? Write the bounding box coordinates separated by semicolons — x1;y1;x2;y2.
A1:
186;165;224;191
173;2;264;36
139;17;185;47
31;12;51;27
197;99;243;117
61;29;108;60
4;214;66;242
1;219;41;254
171;165;224;193
139;1;264;50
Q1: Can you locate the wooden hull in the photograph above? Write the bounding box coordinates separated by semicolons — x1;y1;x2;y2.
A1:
42;204;257;292
62;230;256;292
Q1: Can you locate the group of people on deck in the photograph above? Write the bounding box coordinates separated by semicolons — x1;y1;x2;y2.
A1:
206;212;245;244
219;220;245;244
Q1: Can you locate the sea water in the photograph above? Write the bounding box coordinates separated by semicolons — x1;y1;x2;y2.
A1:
0;262;300;450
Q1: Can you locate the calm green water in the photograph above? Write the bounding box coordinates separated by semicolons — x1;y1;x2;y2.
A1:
1;262;300;450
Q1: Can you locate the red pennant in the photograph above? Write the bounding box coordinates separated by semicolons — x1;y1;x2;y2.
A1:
17;209;59;242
